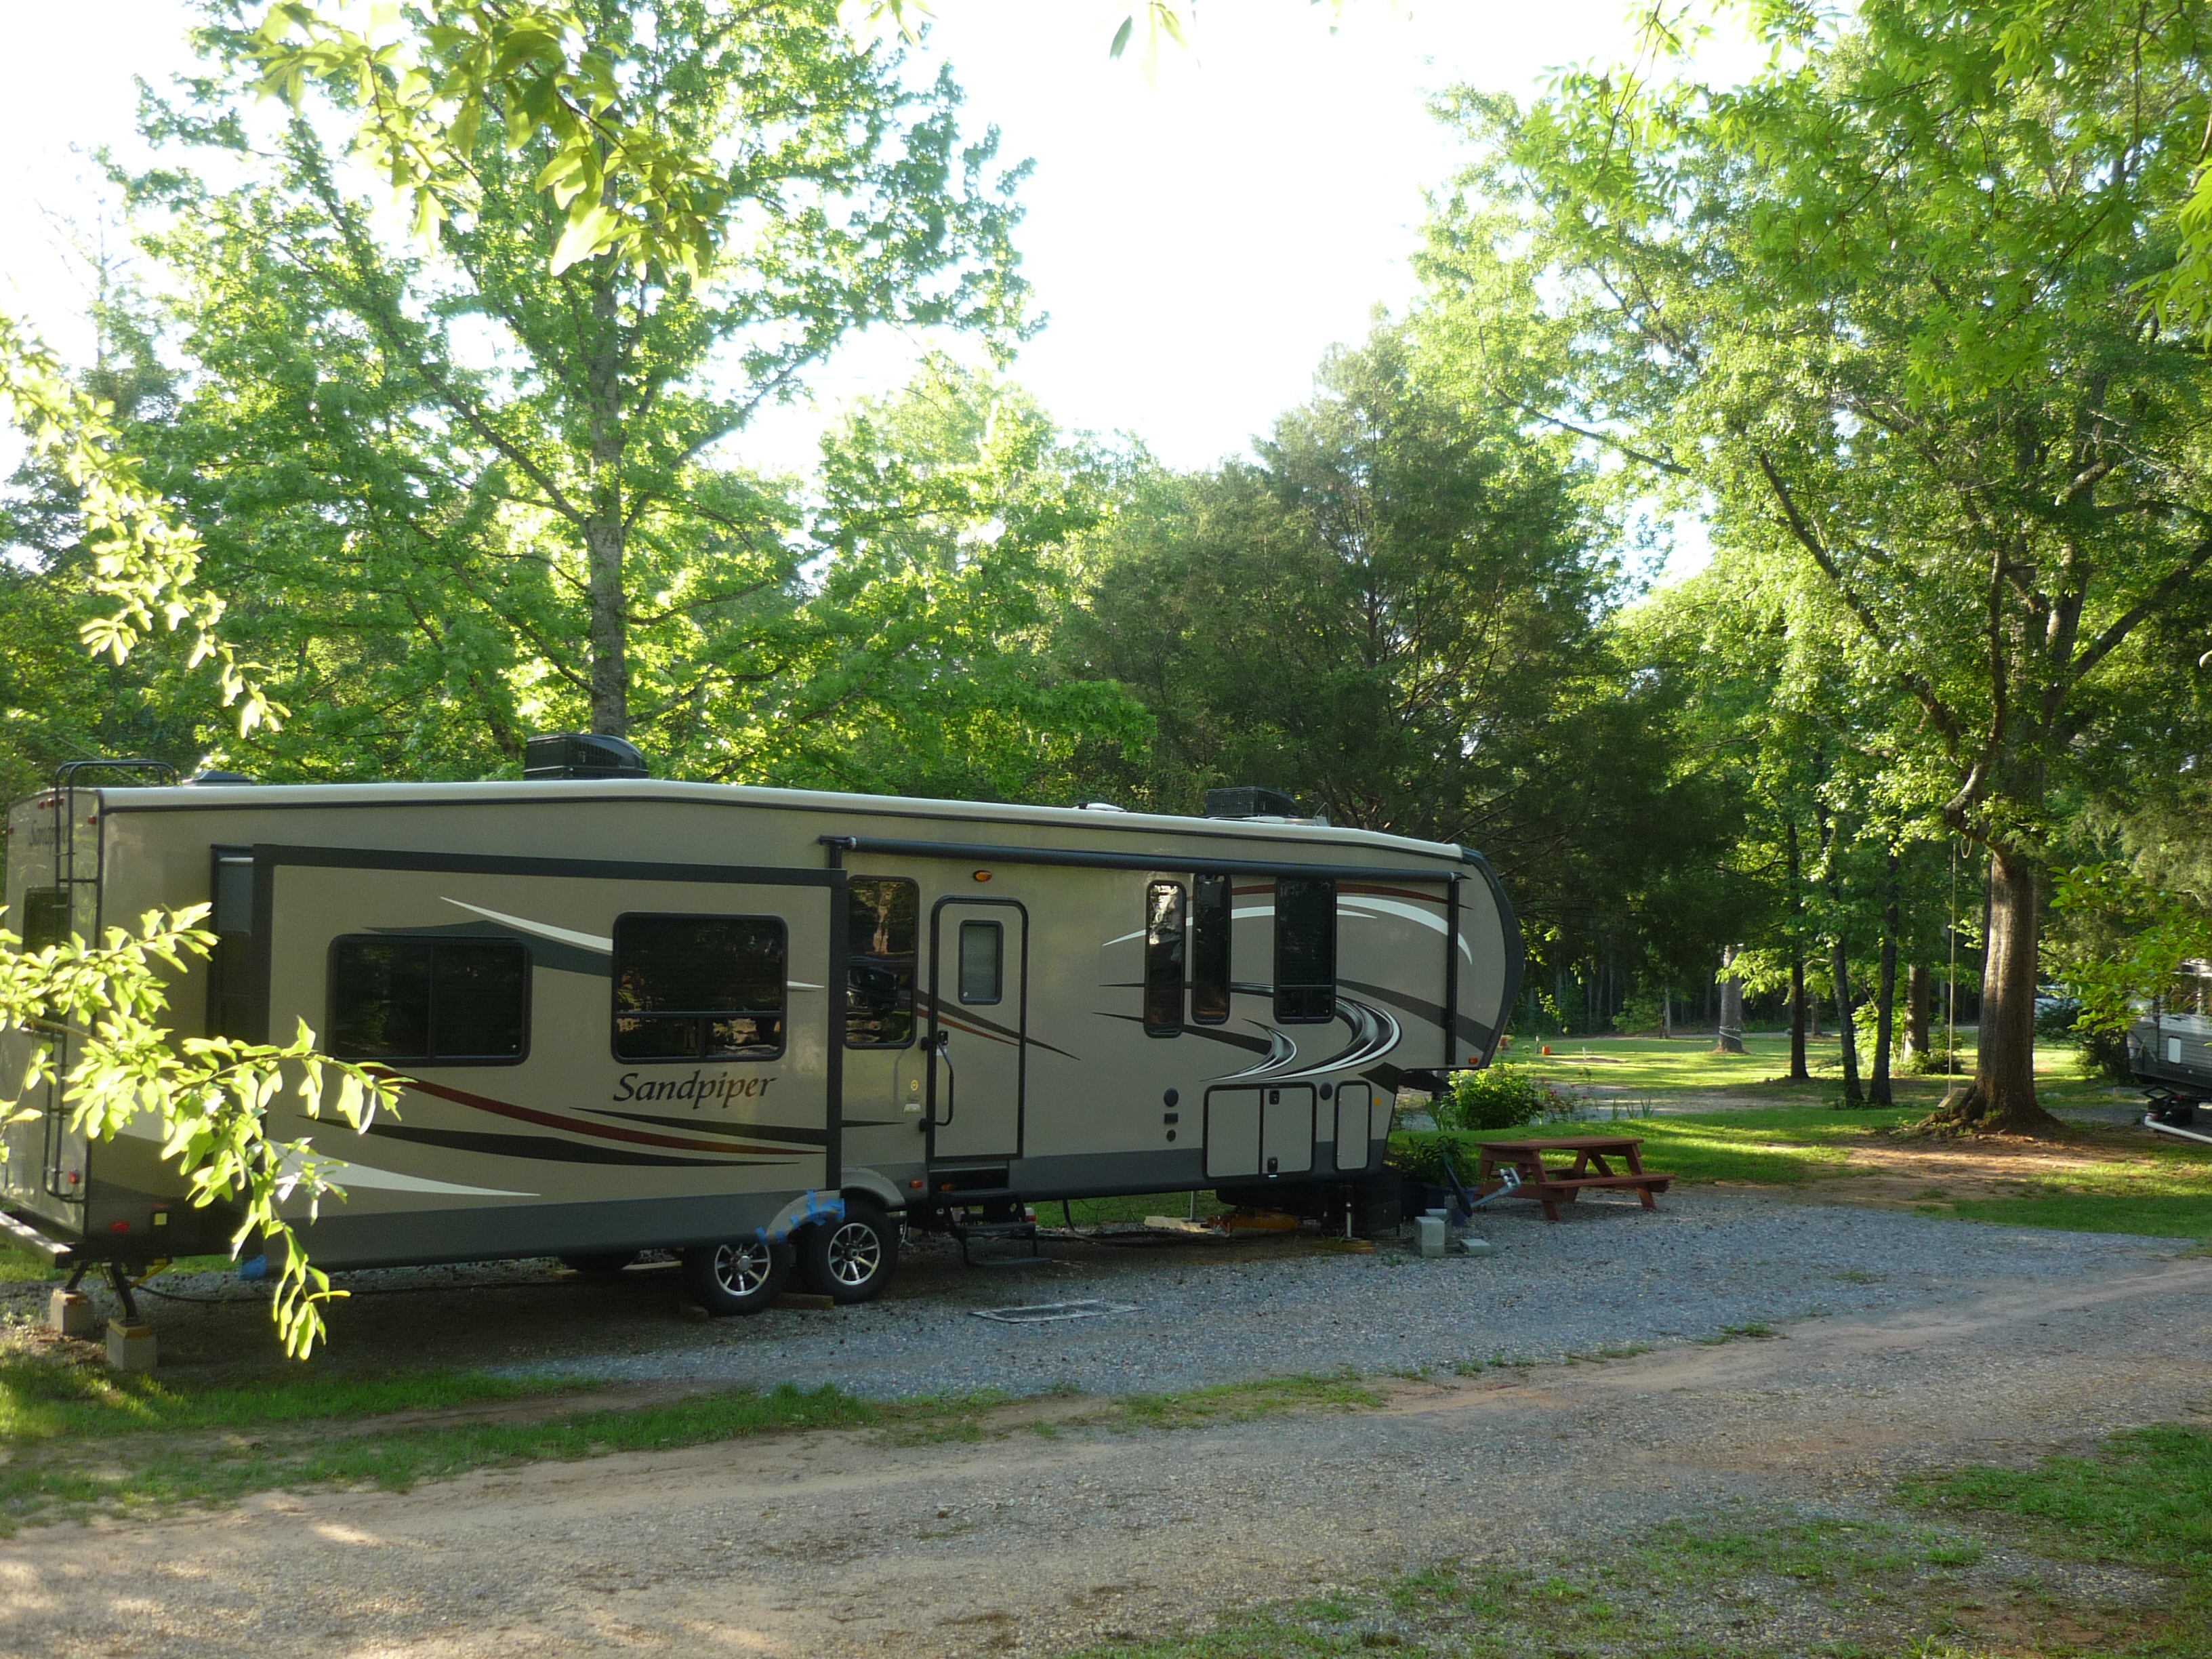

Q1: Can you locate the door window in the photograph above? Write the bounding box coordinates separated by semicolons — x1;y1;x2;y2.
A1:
1273;876;1336;1023
1144;881;1185;1035
958;920;1003;1005
330;937;530;1063
846;878;919;1046
207;848;254;1038
612;914;785;1061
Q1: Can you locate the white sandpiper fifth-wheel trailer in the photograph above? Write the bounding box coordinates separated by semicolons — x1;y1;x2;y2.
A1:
0;739;1521;1315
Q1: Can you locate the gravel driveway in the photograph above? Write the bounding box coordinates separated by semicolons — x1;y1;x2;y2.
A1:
43;1190;2186;1397
502;1191;2183;1397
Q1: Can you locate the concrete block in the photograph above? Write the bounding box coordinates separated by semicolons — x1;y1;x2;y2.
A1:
46;1290;95;1338
105;1320;156;1372
1455;1237;1494;1258
1414;1214;1448;1258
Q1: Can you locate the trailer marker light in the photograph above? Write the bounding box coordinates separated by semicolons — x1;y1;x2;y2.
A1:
108;1221;129;1232
909;1180;924;1189
971;869;991;882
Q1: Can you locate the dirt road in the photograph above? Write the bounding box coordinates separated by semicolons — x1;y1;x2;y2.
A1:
5;1248;2209;1658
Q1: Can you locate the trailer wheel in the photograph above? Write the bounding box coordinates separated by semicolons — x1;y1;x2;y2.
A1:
800;1201;899;1304
682;1237;791;1315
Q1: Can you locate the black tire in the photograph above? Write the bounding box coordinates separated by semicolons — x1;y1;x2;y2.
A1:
560;1251;637;1277
799;1201;899;1305
682;1236;792;1315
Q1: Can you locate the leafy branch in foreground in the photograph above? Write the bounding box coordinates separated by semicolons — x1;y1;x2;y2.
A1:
0;907;402;1357
0;311;283;738
246;1;1373;279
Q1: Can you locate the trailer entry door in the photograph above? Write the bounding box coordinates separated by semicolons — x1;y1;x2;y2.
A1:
928;899;1026;1162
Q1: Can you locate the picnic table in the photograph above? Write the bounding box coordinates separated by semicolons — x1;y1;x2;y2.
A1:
1475;1135;1672;1223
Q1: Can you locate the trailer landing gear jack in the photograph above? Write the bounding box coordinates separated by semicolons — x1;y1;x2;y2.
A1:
56;1261;155;1369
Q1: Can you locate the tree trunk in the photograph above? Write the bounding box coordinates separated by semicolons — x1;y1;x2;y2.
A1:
1902;964;1931;1068
1715;946;1744;1053
1790;959;1809;1079
1818;802;1862;1105
1941;849;2064;1134
1830;933;1863;1104
585;273;628;737
1870;849;1898;1107
1787;820;1810;1080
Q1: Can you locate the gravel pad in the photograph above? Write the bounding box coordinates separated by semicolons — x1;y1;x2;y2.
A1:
489;1192;2182;1397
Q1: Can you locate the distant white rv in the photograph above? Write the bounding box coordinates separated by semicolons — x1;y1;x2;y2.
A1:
2132;958;2212;1128
1;743;1520;1315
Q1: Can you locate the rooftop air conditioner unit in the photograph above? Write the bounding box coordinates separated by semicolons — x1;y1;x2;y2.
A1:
523;733;650;781
1203;785;1298;820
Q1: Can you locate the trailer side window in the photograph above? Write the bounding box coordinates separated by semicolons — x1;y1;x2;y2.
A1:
1190;874;1231;1024
613;914;785;1061
958;920;1003;1005
1144;881;1185;1035
1273;877;1336;1024
18;887;69;953
846;878;919;1047
329;937;530;1064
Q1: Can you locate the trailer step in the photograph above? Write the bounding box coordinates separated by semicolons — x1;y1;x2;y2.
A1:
947;1216;1049;1270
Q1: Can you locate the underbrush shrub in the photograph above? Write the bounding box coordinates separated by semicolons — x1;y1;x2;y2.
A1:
1612;991;1666;1034
1439;1063;1550;1132
2073;1023;2133;1082
1390;1131;1490;1186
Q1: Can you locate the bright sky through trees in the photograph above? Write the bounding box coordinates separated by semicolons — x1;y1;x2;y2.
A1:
0;1;1759;571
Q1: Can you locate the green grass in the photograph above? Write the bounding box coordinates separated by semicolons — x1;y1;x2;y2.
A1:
1401;1088;2212;1242
0;1243;60;1283
0;1248;265;1288
1399;1105;1921;1188
1911;1425;2212;1583
1951;1192;2212;1237
1500;1029;2125;1112
0;1356;576;1443
1059;1516;2015;1658
1104;1374;1380;1431
1909;1425;2212;1655
1058;1191;1232;1227
0;1377;880;1530
1067;1425;2212;1656
1506;1029;1969;1097
0;1344;1385;1530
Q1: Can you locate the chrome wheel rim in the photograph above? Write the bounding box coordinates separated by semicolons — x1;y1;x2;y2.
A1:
710;1240;773;1296
824;1221;881;1288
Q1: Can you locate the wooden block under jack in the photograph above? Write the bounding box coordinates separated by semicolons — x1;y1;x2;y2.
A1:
773;1291;836;1311
105;1320;156;1372
46;1290;95;1338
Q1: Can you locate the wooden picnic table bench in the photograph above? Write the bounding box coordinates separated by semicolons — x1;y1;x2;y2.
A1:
1475;1135;1672;1223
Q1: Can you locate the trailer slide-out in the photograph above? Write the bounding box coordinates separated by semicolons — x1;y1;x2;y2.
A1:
1;747;1520;1313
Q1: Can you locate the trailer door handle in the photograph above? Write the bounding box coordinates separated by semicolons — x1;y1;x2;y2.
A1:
930;1031;956;1127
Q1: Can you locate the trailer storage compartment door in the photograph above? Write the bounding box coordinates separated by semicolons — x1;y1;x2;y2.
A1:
1331;1081;1376;1172
1204;1084;1315;1181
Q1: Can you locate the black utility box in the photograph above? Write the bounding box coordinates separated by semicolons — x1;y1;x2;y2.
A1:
1204;785;1298;819
524;732;649;781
